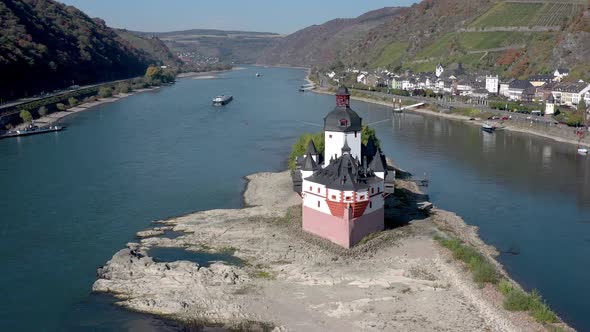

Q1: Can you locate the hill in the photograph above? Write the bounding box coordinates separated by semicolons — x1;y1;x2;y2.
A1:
0;0;167;101
257;7;404;67
262;0;590;80
139;29;282;64
115;29;183;68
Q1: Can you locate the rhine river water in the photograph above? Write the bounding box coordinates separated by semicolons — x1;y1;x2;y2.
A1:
1;66;590;331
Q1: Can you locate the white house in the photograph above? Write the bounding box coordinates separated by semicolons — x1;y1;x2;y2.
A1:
485;75;499;94
356;73;367;85
554;68;570;81
436;64;444;78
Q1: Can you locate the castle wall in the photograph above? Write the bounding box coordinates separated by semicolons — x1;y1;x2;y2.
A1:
302;205;385;248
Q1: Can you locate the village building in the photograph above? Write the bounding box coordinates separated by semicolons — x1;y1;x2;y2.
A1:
508;80;534;101
293;86;395;248
545;94;555;115
551;83;590;107
528;74;554;87
553;68;570;82
485;75;499;94
435;64;444;78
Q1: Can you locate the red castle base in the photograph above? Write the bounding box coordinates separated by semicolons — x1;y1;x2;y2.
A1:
302;205;384;248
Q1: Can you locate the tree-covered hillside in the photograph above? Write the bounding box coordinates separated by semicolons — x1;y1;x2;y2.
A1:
0;0;165;100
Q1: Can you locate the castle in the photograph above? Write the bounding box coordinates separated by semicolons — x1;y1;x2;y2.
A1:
293;86;395;248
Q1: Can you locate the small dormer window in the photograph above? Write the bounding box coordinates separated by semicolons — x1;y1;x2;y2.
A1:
339;119;348;127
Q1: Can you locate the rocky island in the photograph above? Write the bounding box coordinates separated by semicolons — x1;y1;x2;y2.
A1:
93;167;569;331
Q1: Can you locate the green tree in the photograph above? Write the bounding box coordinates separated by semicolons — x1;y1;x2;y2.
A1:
98;87;113;98
38;106;48;117
579;99;587;113
56;103;66;111
68;97;78;107
145;65;162;80
361;125;380;149
289;132;324;170
115;83;132;94
20;110;33;123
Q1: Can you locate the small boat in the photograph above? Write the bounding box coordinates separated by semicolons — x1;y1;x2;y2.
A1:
481;122;496;132
577;147;588;155
212;95;233;106
256;73;261;77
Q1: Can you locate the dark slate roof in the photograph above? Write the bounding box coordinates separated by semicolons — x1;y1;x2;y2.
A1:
324;106;363;132
336;86;350;96
342;138;351;153
547;94;555;103
368;150;386;172
306;153;381;191
301;153;319;171
529;74;553;82
509;80;534;90
306;139;318;156
557;68;570;74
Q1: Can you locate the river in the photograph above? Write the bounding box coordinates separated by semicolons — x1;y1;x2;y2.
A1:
0;66;589;331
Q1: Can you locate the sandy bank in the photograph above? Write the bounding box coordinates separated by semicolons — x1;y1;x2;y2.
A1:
93;170;571;331
16;87;161;130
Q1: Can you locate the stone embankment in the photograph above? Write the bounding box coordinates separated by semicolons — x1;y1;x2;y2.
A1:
94;170;572;331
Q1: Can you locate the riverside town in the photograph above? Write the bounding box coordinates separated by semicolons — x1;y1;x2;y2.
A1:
1;0;590;332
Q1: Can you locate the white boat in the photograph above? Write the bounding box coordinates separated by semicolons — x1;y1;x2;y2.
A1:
481;122;496;132
577;148;588;155
212;95;233;106
256;73;261;77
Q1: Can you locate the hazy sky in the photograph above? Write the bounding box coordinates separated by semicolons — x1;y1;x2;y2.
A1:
59;0;418;34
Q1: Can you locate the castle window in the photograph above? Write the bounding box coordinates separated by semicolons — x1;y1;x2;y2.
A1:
346;196;351;201
354;131;357;138
339;119;348;127
378;187;381;193
371;188;374;194
360;195;365;200
329;134;332;138
331;195;336;200
317;188;320;193
309;186;312;191
370;201;373;208
317;201;320;208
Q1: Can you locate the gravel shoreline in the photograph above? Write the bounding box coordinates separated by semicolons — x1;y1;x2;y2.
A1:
93;170;573;331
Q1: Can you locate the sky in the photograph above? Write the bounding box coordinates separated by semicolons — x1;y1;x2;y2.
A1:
58;0;419;34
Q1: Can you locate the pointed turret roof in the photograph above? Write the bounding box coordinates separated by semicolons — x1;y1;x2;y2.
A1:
369;150;386;172
301;153;319;171
342;137;351;154
306;139;318;156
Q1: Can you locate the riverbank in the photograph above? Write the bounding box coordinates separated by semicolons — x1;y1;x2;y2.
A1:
11;87;161;131
93;170;572;331
313;88;590;149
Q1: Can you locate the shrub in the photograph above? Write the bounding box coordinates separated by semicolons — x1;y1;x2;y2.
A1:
503;288;558;323
56;103;66;111
68;97;78;107
504;289;531;311
115;83;132;94
498;279;513;295
19;109;33;123
98;86;113;98
38;106;48;117
435;236;499;286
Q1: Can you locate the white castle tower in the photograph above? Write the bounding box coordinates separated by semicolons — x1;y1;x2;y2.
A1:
323;86;362;165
